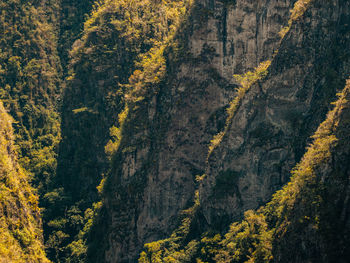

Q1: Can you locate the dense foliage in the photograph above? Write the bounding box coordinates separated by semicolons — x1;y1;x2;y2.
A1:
0;101;49;262
1;0;349;262
58;0;94;72
0;1;88;262
0;0;61;193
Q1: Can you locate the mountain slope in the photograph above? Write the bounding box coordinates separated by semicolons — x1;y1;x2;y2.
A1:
0;101;49;263
1;0;350;262
139;76;350;263
90;0;350;261
0;0;61;192
49;0;194;261
200;0;350;229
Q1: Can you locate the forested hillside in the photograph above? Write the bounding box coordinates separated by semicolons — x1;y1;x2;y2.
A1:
0;0;349;262
0;101;49;262
0;0;61;199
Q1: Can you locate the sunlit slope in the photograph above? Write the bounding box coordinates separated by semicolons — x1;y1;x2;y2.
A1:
0;102;49;262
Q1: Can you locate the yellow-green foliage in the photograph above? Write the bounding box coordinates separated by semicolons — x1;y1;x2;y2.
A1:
121;0;194;103
105;106;129;156
73;0;193;108
215;210;273;263
279;0;313;38
0;0;61;192
67;0;194;157
46;0;195;261
0;101;50;262
212;80;350;263
208;60;271;157
209;0;314;158
265;80;349;221
72;107;91;114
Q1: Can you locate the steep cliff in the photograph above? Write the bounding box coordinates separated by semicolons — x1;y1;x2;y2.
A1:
53;0;194;261
200;0;350;229
139;77;350;263
136;0;350;261
0;101;49;262
1;0;349;262
90;0;313;261
268;79;350;262
92;0;350;262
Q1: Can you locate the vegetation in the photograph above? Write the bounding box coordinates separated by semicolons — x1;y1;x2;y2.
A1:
105;106;129;157
85;0;197;260
0;1;62;259
0;0;61;193
137;1;349;260
0;101;49;262
279;0;314;39
209;0;315;158
58;0;95;72
1;0;349;262
0;1;97;262
138;191;201;263
43;0;195;261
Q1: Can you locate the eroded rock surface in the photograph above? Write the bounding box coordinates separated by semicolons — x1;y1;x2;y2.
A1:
199;0;350;230
103;0;297;261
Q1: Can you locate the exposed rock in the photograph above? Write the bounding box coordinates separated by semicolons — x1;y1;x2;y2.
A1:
101;0;297;261
200;0;350;231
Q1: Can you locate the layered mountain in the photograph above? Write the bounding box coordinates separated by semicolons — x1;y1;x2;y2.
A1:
87;0;350;261
200;0;350;229
0;0;350;262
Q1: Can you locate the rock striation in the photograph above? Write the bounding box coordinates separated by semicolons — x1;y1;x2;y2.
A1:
200;0;350;230
99;0;302;261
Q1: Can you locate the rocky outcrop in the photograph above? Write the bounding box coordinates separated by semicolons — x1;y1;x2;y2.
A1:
99;0;298;261
199;0;350;230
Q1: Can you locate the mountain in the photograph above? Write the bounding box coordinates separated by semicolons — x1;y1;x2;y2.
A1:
138;75;350;263
88;0;350;261
0;0;349;262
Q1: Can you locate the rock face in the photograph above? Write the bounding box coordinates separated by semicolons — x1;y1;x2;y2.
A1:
135;78;350;262
199;0;350;230
100;0;299;261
